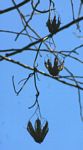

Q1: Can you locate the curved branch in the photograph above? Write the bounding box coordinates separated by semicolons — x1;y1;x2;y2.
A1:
1;16;83;58
0;0;30;14
0;55;83;91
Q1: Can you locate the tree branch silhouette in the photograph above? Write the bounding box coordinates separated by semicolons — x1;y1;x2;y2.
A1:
0;0;83;135
0;0;30;14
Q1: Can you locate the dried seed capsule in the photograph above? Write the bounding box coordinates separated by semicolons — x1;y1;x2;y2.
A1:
45;57;64;76
27;118;49;144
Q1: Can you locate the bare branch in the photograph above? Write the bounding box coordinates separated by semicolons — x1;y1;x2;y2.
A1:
0;0;30;14
1;16;82;58
0;55;83;91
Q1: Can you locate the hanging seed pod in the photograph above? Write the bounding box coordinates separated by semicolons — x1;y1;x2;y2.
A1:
44;57;59;76
45;57;64;76
27;118;49;144
46;16;61;34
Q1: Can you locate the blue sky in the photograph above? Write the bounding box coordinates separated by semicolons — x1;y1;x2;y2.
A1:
0;1;83;150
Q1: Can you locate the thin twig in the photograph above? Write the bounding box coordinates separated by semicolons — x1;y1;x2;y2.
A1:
12;73;33;95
